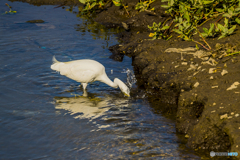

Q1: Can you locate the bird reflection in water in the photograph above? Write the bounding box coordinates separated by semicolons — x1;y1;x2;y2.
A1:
54;94;130;131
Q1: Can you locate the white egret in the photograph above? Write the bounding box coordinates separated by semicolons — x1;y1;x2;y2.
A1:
51;56;130;97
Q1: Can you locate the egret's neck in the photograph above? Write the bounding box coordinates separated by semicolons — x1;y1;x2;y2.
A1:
98;73;118;88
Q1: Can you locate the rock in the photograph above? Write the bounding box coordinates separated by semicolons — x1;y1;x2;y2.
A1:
210;76;214;80
182;62;188;65
193;82;199;88
209;68;216;74
26;19;45;23
220;114;228;119
221;69;228;76
226;82;240;91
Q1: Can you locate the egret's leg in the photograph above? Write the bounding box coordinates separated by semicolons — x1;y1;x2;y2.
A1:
82;83;88;90
81;83;88;97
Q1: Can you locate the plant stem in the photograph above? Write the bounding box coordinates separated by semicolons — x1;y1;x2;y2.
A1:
192;39;210;50
225;51;240;57
194;27;211;50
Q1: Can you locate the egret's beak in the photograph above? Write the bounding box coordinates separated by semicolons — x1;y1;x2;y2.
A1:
124;92;130;97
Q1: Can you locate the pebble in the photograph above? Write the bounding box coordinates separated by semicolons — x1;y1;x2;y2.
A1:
235;114;239;117
231;112;234;115
211;110;216;113
221;69;228;76
210;76;214;80
182;62;188;65
209;68;216;74
212;86;218;88
220;114;228;119
227;82;240;91
175;65;179;68
213;103;216;106
193;82;199;88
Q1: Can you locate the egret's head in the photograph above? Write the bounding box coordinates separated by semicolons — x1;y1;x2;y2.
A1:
114;78;130;97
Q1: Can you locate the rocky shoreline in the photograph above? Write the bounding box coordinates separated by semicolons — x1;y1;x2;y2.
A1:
10;0;240;158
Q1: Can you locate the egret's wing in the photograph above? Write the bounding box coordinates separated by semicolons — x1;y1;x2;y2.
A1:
68;64;97;83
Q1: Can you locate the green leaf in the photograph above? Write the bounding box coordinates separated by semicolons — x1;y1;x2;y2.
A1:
235;18;240;24
202;0;214;5
223;13;231;18
161;26;170;30
224;18;228;25
235;7;240;12
228;25;236;34
173;29;183;34
228;8;233;16
113;0;122;6
201;33;208;37
196;44;199;50
203;27;208;33
210;23;214;31
79;0;87;4
184;11;190;22
217;24;225;31
218;35;226;39
161;5;170;8
216;8;224;13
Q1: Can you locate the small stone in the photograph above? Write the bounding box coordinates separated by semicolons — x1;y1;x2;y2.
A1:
210;76;214;80
211;110;216;113
181;89;184;92
220;114;228;119
209;68;216;74
213;103;216;106
193;71;200;76
197;66;201;70
236;145;238;148
191;102;193;104
212;86;218;88
162;66;165;69
175;65;179;68
201;69;206;72
224;63;227;67
182;62;188;65
185;134;189;138
228;116;232;119
231;112;234;115
193;82;199;88
220;107;224;109
227;82;240;91
235;114;239;117
221;69;228;76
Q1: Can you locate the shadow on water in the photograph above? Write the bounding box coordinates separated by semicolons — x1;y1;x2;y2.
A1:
0;0;206;159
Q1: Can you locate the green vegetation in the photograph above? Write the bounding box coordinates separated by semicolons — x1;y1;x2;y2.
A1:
157;0;240;50
148;22;171;40
2;3;17;15
77;0;240;50
79;0;104;13
135;0;155;12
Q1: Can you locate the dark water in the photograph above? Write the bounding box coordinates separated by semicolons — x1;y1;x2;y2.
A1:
0;1;201;159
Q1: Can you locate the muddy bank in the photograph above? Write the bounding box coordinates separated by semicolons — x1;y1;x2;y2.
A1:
94;0;240;158
8;0;240;158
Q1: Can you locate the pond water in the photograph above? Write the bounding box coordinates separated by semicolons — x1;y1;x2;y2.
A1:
0;1;201;159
